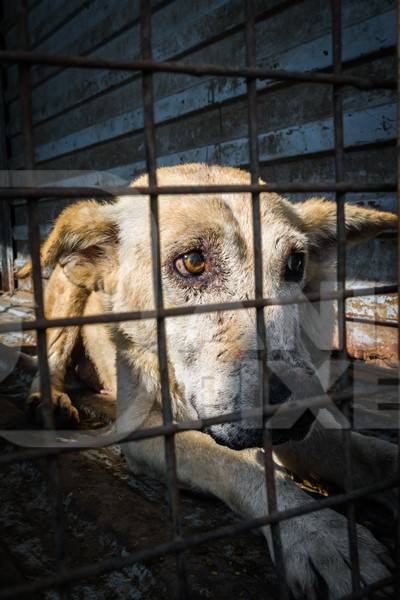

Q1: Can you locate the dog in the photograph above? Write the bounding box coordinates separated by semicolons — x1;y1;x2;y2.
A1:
19;164;398;598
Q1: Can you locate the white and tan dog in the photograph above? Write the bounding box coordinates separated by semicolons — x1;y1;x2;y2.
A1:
21;164;397;598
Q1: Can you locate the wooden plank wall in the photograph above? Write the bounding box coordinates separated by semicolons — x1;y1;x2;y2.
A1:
0;0;397;366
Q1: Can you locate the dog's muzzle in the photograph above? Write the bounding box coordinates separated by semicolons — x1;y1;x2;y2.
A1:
205;364;324;450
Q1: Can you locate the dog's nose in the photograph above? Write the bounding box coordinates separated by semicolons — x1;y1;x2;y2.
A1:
269;372;291;405
267;366;325;445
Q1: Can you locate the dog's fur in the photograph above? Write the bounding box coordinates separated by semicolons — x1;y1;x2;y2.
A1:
22;164;398;598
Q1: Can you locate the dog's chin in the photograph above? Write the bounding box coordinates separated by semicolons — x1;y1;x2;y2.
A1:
204;423;264;450
205;410;316;450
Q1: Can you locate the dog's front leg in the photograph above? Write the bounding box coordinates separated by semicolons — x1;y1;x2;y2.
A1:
124;413;390;599
27;265;88;426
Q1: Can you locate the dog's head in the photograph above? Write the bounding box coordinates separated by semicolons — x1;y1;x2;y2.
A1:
38;164;396;449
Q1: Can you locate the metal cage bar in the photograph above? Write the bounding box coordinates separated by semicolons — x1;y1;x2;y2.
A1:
17;2;67;597
0;0;397;598
245;2;289;598
0;17;14;294
0;385;390;468
0;48;395;89
0;285;397;335
396;0;400;596
0;182;397;198
139;2;188;596
331;0;361;591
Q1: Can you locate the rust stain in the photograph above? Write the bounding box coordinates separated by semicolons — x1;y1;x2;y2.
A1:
348;323;397;369
346;294;397;322
333;322;398;369
331;294;399;369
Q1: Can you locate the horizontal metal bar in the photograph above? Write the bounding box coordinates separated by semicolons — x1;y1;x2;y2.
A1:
0;473;397;600
0;387;388;466
0;285;396;335
346;316;398;328
341;576;395;600
0;50;396;89
0;182;397;199
0;285;397;333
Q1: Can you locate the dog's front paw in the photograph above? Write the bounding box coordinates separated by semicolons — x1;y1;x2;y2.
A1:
281;509;391;599
26;389;80;428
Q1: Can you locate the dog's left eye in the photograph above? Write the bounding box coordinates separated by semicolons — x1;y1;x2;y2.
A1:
284;252;305;282
174;251;206;277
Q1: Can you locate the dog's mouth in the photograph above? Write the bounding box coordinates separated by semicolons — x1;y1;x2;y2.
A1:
204;423;264;450
205;408;317;450
191;356;324;450
205;410;315;450
202;368;322;449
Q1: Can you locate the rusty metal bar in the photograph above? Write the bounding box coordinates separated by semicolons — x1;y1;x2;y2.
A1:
346;316;398;328
331;0;361;590
341;575;395;600
0;48;396;89
0;22;14;293
0;473;397;600
0;181;397;198
245;2;289;598
331;0;360;591
396;0;400;595
139;2;187;596
1;402;335;466
0;385;387;467
19;0;52;423
0;200;14;293
17;1;67;597
0;284;397;335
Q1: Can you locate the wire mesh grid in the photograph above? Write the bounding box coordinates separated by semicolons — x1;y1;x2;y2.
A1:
0;0;398;598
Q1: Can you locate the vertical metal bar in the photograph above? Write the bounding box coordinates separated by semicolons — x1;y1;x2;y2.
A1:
0;21;14;293
331;0;360;591
0;201;14;292
396;1;400;596
139;2;187;597
18;1;67;597
19;1;51;413
245;2;289;598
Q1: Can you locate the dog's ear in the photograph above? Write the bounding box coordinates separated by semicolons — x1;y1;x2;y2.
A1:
17;200;118;290
297;198;397;252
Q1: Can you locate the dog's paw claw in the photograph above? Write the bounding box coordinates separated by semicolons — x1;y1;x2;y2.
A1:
26;390;80;428
279;511;391;599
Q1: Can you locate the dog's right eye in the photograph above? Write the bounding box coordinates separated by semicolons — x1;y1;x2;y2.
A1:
174;251;206;277
284;251;305;282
